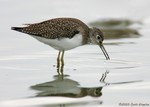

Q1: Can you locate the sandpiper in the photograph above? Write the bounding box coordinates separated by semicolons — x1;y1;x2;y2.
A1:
11;18;110;68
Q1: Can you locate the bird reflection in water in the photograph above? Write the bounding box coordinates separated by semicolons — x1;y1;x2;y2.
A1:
31;69;141;107
31;70;109;98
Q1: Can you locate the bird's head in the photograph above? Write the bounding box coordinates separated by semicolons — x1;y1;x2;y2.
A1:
89;27;110;60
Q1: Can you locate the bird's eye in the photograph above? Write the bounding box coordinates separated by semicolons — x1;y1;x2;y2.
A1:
96;35;100;40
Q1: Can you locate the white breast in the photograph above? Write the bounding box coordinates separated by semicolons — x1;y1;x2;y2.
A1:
32;34;83;51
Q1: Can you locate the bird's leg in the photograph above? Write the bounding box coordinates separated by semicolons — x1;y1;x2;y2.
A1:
61;50;65;66
60;50;65;74
57;51;61;70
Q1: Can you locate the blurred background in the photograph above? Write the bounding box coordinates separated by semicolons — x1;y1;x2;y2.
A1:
1;0;150;25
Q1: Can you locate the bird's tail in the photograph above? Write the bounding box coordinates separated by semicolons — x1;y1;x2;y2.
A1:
11;27;23;32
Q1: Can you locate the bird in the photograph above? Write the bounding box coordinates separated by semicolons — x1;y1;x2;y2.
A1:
11;18;110;70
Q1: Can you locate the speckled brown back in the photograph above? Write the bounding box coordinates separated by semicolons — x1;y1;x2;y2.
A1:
17;18;89;40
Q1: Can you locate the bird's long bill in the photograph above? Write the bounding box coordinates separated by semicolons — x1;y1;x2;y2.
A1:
99;43;110;60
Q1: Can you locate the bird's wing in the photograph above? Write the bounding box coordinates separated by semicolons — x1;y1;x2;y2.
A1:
12;18;83;39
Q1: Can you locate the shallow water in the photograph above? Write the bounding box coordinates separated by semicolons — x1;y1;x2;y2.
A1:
0;0;150;107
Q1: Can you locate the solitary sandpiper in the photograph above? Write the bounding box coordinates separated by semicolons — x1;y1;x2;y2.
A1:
11;18;110;69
